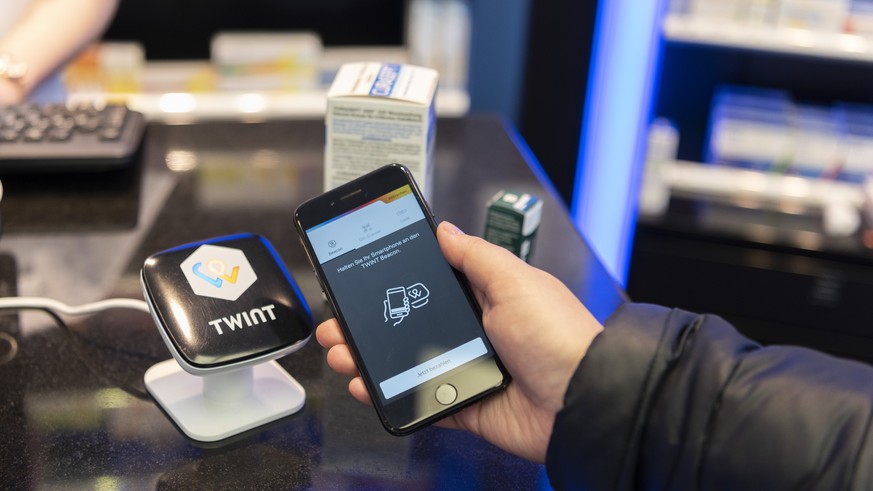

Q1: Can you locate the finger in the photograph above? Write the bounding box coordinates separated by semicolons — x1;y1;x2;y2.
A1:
326;344;360;377
434;415;460;430
433;400;479;432
349;377;374;406
437;221;529;294
316;318;345;349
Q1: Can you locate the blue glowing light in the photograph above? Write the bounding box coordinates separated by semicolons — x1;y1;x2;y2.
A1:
571;0;667;284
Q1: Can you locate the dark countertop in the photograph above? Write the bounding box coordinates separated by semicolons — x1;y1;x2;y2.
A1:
0;115;625;489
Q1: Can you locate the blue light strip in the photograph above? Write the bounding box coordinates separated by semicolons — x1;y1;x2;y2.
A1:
570;0;667;284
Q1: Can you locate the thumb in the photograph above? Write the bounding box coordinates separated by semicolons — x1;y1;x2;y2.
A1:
437;221;529;294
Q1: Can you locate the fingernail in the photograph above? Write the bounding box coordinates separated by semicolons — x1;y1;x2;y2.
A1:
443;221;464;235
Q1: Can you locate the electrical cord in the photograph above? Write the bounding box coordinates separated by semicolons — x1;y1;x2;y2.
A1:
0;296;150;315
0;295;155;399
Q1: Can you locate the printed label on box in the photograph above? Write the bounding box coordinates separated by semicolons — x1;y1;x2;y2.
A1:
325;62;438;197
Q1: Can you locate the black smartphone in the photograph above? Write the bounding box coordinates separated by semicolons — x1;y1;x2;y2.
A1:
294;163;509;435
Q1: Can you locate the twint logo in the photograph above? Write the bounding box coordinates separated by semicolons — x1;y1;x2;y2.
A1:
193;259;238;288
180;244;257;301
208;304;277;335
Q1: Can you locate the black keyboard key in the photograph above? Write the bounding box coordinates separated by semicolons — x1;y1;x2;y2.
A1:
22;127;44;141
0;128;18;142
99;126;121;141
0;102;146;172
48;127;72;141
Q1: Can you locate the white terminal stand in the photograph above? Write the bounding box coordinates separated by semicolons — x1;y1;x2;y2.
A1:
144;358;306;442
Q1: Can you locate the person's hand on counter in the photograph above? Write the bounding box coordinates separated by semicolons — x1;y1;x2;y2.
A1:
316;220;604;463
0;76;25;105
0;0;118;104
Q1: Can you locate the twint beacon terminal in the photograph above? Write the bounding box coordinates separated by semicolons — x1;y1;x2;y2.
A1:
140;233;313;442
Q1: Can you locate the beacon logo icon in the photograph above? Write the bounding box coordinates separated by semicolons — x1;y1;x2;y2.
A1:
180;244;257;301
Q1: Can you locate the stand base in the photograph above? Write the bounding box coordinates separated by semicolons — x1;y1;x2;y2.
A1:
145;359;305;442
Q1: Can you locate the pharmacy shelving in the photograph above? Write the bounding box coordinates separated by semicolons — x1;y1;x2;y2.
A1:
651;160;864;209
652;12;873;220
640;159;867;237
663;13;873;63
66;47;470;123
69;84;470;123
628;7;873;358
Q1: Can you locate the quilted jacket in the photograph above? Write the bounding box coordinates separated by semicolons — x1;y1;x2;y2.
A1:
547;303;873;490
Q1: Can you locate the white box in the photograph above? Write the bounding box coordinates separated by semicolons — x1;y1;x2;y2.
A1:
689;0;744;20
324;62;438;197
776;0;850;32
211;32;322;91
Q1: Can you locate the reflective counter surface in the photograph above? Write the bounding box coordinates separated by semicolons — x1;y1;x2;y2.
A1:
0;116;625;489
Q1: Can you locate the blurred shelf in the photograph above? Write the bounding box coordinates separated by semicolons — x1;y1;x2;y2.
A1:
663;14;873;63
641;160;867;238
66;47;469;123
662;160;864;207
69;86;470;123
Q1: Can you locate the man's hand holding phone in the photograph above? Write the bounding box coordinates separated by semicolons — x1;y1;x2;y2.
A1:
317;221;605;463
296;164;510;435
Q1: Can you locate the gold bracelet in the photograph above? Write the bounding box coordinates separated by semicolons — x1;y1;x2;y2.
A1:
0;53;27;87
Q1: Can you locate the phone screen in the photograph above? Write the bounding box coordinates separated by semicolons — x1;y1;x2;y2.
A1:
296;165;506;433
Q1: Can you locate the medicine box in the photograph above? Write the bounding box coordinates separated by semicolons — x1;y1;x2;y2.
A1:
776;0;851;32
707;85;794;171
688;0;744;20
686;0;780;24
211;32;322;91
324;62;438;197
484;190;543;263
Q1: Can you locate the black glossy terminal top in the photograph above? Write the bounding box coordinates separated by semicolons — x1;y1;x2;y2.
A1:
0;116;625;489
141;233;312;370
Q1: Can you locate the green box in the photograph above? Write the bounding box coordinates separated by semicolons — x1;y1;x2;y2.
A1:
484;190;542;263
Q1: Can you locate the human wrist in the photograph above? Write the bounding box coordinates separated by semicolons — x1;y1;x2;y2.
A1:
0;76;25;105
0;53;27;104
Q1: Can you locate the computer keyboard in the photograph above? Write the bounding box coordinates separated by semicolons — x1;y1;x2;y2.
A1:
0;102;145;172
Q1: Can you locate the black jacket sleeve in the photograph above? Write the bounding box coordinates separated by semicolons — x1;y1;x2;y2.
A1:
545;303;873;490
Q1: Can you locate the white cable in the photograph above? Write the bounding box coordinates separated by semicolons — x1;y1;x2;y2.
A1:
0;296;151;315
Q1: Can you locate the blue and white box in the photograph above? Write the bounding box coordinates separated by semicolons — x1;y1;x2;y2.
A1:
777;0;851;31
707;85;794;171
324;62;439;198
835;102;873;183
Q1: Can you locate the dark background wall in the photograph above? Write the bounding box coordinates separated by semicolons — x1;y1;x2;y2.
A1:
103;0;408;59
516;1;598;207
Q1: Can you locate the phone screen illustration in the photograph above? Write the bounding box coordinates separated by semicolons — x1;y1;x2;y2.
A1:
385;286;410;322
303;184;494;404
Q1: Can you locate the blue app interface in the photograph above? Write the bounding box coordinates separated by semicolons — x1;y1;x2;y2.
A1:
306;185;489;403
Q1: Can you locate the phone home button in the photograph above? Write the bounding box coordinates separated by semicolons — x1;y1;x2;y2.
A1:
435;384;458;405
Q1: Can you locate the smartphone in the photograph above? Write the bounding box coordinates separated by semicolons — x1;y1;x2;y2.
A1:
294;163;509;435
385;286;409;321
